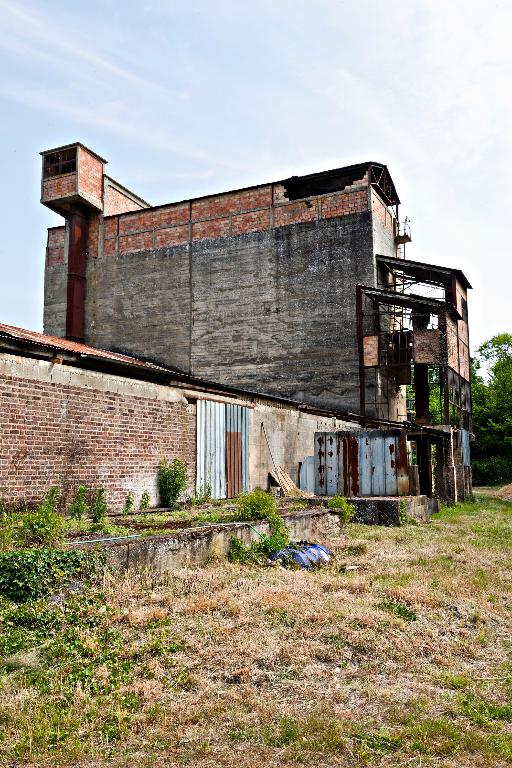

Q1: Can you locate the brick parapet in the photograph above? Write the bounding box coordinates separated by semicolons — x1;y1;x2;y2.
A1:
98;182;373;258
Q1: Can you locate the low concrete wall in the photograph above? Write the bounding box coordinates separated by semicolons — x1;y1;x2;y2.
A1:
69;498;430;574
70;508;341;573
350;495;430;525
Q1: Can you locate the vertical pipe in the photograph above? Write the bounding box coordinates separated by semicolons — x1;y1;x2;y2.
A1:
66;212;88;341
356;285;366;418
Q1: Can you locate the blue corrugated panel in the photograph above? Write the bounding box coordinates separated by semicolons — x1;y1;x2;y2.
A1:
196;400;226;499
461;429;471;467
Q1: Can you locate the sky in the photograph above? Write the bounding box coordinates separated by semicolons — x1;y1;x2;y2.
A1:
0;0;510;352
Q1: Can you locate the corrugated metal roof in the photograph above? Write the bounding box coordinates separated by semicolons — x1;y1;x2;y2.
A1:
0;323;169;372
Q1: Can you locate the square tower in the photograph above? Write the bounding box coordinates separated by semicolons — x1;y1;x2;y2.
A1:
41;143;106;214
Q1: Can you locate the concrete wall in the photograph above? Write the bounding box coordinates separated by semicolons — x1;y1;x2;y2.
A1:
71;509;343;572
85;244;192;372
249;401;358;489
43;178;391;413
45;210;377;413
190;215;374;411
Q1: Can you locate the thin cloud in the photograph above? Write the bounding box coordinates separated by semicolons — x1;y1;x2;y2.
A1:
0;0;187;99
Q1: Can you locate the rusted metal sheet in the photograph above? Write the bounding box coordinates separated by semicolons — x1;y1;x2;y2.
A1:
197;401;249;499
225;403;248;497
396;431;410;495
314;433;327;495
326;433;340;495
315;429;409;497
315;432;340;495
225;431;242;497
413;329;442;364
363;335;379;367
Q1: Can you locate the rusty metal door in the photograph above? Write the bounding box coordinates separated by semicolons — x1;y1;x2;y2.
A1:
197;400;249;499
225;404;245;497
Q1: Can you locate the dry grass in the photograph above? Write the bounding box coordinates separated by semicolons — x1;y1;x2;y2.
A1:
497;484;512;501
0;495;511;767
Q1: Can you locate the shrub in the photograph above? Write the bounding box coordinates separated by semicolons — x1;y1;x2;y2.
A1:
19;487;64;547
327;495;355;525
158;459;188;508
234;489;277;521
139;490;151;512
68;485;89;521
0;548;102;603
122;492;135;515
472;456;512;486
228;490;289;565
90;488;108;530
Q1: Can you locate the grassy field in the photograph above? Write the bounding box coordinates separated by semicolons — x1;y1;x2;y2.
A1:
0;495;511;767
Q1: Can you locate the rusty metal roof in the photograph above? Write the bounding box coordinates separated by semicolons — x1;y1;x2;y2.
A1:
0;323;169;372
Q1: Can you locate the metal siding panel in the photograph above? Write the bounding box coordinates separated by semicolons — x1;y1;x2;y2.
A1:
225;404;243;498
325;433;339;496
346;435;360;496
384;435;398;495
206;400;213;495
213;402;219;498
359;433;373;496
196;400;204;493
396;432;410;495
199;400;226;500
299;456;315;493
314;433;326;495
242;407;249;492
371;435;386;495
218;402;226;498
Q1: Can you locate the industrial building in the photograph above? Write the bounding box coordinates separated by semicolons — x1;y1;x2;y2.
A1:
0;143;473;507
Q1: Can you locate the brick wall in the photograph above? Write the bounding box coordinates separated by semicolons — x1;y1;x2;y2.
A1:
0;356;196;511
77;147;104;210
46;226;66;267
104;184;147;217
42;173;77;204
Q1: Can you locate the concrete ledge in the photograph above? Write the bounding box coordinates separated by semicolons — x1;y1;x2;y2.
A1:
348;495;430;525
284;495;431;525
69;508;342;573
67;497;431;574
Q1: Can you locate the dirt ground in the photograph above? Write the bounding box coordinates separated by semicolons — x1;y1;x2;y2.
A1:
1;494;511;767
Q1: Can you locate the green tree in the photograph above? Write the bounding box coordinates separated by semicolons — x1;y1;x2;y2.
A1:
471;333;512;485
